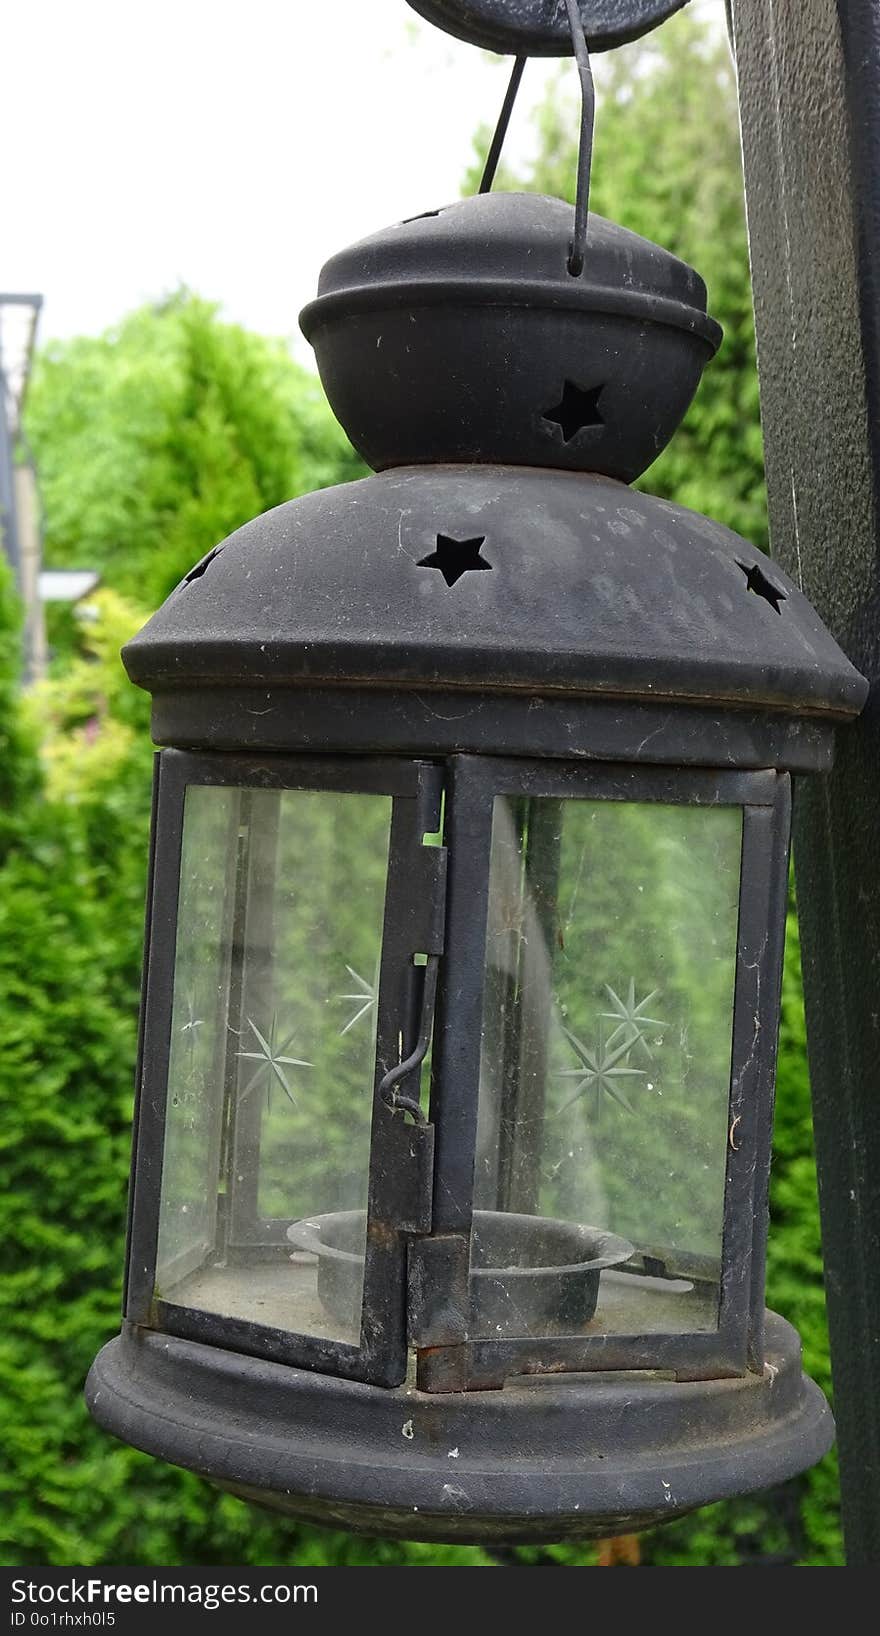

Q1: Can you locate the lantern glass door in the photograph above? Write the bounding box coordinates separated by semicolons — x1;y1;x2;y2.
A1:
127;752;442;1387
155;783;391;1343
474;793;742;1342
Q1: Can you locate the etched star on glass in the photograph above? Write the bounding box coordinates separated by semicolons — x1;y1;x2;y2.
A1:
236;1014;313;1107
336;964;378;1036
556;1022;646;1116
601;980;667;1060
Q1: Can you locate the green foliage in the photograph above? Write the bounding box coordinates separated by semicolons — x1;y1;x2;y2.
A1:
0;560;41;858
26;292;364;612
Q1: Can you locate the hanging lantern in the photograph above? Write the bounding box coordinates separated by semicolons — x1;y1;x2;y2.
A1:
86;0;867;1543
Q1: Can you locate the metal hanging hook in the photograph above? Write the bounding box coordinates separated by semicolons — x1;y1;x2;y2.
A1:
564;0;596;276
479;55;527;194
475;5;594;278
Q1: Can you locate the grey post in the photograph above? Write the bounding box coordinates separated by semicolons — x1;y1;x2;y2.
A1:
730;0;880;1566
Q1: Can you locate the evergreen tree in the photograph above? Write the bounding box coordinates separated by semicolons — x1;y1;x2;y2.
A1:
26;292;363;608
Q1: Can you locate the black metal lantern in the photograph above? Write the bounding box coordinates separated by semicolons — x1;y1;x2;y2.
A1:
87;1;868;1544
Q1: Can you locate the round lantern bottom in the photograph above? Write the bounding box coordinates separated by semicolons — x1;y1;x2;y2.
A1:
86;1311;832;1544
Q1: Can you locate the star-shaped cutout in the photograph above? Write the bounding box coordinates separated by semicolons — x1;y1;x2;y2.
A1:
236;1013;313;1107
737;559;787;614
418;533;493;588
543;380;605;443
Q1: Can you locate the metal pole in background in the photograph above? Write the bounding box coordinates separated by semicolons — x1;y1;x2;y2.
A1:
0;293;45;682
0;326;22;584
730;0;880;1566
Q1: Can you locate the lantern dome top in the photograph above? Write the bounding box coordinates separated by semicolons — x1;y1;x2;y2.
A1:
300;194;721;482
124;464;867;735
303;193;715;324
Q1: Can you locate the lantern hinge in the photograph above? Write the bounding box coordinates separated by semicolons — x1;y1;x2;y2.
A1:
378;1113;435;1235
406;1232;470;1349
404;841;447;957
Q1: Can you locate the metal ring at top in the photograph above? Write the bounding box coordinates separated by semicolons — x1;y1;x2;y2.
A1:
405;0;691;56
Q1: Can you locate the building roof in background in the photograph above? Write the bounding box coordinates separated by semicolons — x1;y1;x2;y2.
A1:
38;569;100;603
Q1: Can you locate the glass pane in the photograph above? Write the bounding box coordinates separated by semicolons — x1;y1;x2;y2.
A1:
155;784;392;1347
474;796;742;1340
155;785;238;1288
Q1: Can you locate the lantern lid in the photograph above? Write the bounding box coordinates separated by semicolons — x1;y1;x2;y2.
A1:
124;464;867;726
299;195;721;482
301;194;718;335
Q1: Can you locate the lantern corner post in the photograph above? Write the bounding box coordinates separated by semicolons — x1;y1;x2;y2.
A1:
730;0;880;1565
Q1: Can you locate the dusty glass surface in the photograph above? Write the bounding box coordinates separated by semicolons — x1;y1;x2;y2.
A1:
155;785;392;1346
473;796;743;1340
155;785;238;1291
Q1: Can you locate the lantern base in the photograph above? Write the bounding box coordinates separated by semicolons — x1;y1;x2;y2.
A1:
86;1311;833;1545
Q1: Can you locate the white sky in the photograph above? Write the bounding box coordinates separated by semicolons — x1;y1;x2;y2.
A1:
3;1;721;357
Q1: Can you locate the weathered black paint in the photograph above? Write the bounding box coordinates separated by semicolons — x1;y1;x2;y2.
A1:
86;1312;832;1544
123;465;864;725
300;197;719;481
404;0;691;56
730;0;880;1566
